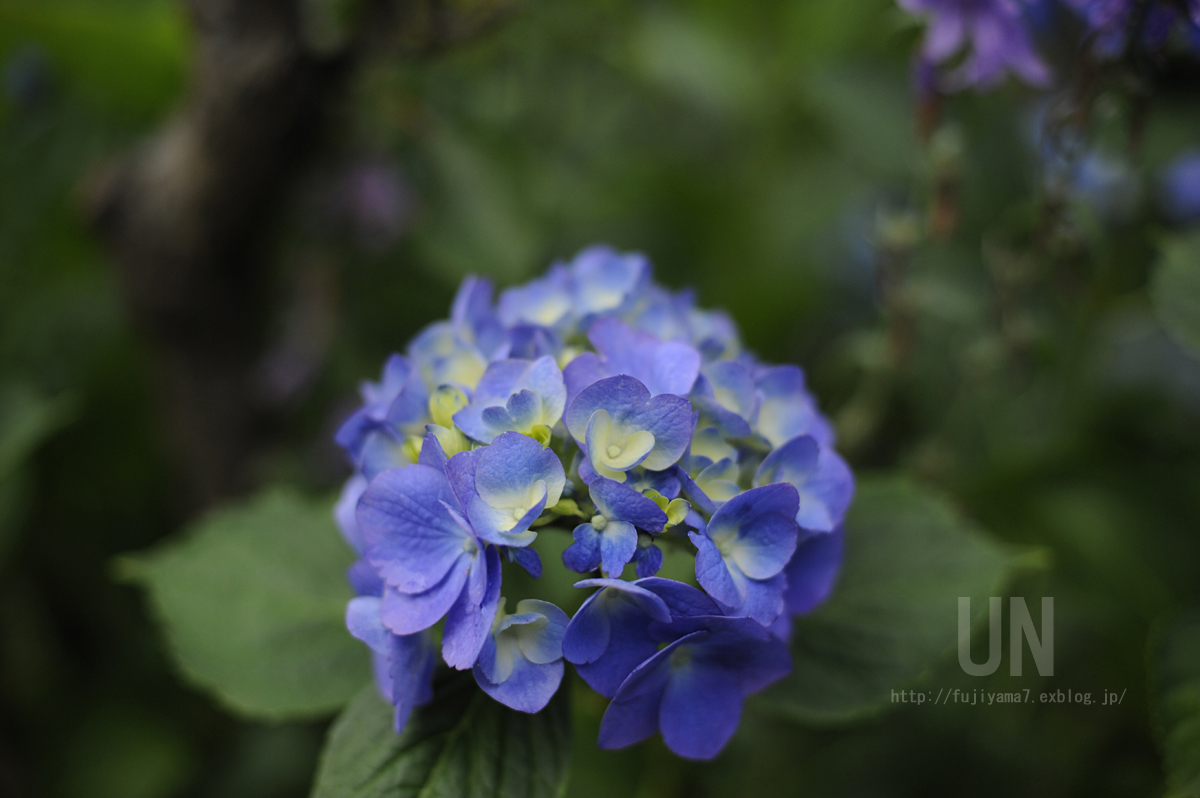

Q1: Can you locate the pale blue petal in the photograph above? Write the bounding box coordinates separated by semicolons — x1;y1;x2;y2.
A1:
514;599;569;664
754;435;819;488
706;484;800;580
475;432;566;509
334;475;368;554
345;596;387;654
475;656;564;713
565;375;651;444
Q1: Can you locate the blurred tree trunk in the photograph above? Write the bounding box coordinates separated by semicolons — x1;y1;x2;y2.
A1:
90;0;354;508
89;0;510;509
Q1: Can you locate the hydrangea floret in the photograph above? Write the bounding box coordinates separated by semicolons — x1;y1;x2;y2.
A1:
334;246;856;759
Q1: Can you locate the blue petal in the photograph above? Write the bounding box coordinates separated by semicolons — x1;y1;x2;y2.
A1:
346;596;388;654
706;484;800;580
334;475;369;554
599;520;638;578
590;477;668;530
562;524;602;573
637;577;723;619
632;543;663;579
755;436;854;534
379;564;468;635
388;630;437;734
474;432;565;510
690;531;742;608
562;351;607;412
651;615;791;694
384;368;431;435
565;375;650;444
560;588;610;663
597;630;707;750
506;324;562;360
658;658;744;760
417;430;450;472
736;571;787;626
754;435;819;488
567;376;693;472
347;558;384;597
442;545;502;669
564;579;674;697
497;264;573;327
755;366;834;448
454;357;566;443
796;447;855;534
359;464;470;593
508;545;543;578
475;656;564;713
626;395;694;472
587;316;700;397
782;526;844;615
574;578;672;623
569;246;647;316
513;599;569;664
359;427;412;480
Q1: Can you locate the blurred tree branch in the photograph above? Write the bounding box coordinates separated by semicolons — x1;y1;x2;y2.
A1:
86;0;513;509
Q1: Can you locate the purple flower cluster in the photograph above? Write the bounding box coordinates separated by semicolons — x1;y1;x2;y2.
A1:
1063;0;1200;57
898;0;1050;91
334;246;855;760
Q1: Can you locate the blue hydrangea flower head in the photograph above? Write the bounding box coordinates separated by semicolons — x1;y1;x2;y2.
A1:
335;245;854;754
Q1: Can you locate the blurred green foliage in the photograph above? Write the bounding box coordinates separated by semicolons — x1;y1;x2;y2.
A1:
3;0;1200;796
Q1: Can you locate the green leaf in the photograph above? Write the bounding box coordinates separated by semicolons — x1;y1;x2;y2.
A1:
311;672;572;798
1152;233;1200;359
119;488;368;720
0;382;78;480
760;475;1027;724
1155;612;1200;798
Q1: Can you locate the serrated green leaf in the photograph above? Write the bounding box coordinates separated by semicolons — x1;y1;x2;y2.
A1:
1152;233;1200;359
760;475;1024;724
1156;613;1200;798
120;488;368;720
311;671;572;798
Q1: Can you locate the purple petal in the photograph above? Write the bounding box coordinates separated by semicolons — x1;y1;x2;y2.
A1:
691;530;743;608
379;564;468;635
590;477;668;530
599;520;639;578
562;524;603;574
782;526;844;615
658;661;744;760
475;656;565;713
346;596;388;654
359;464;469;593
442;546;502;669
